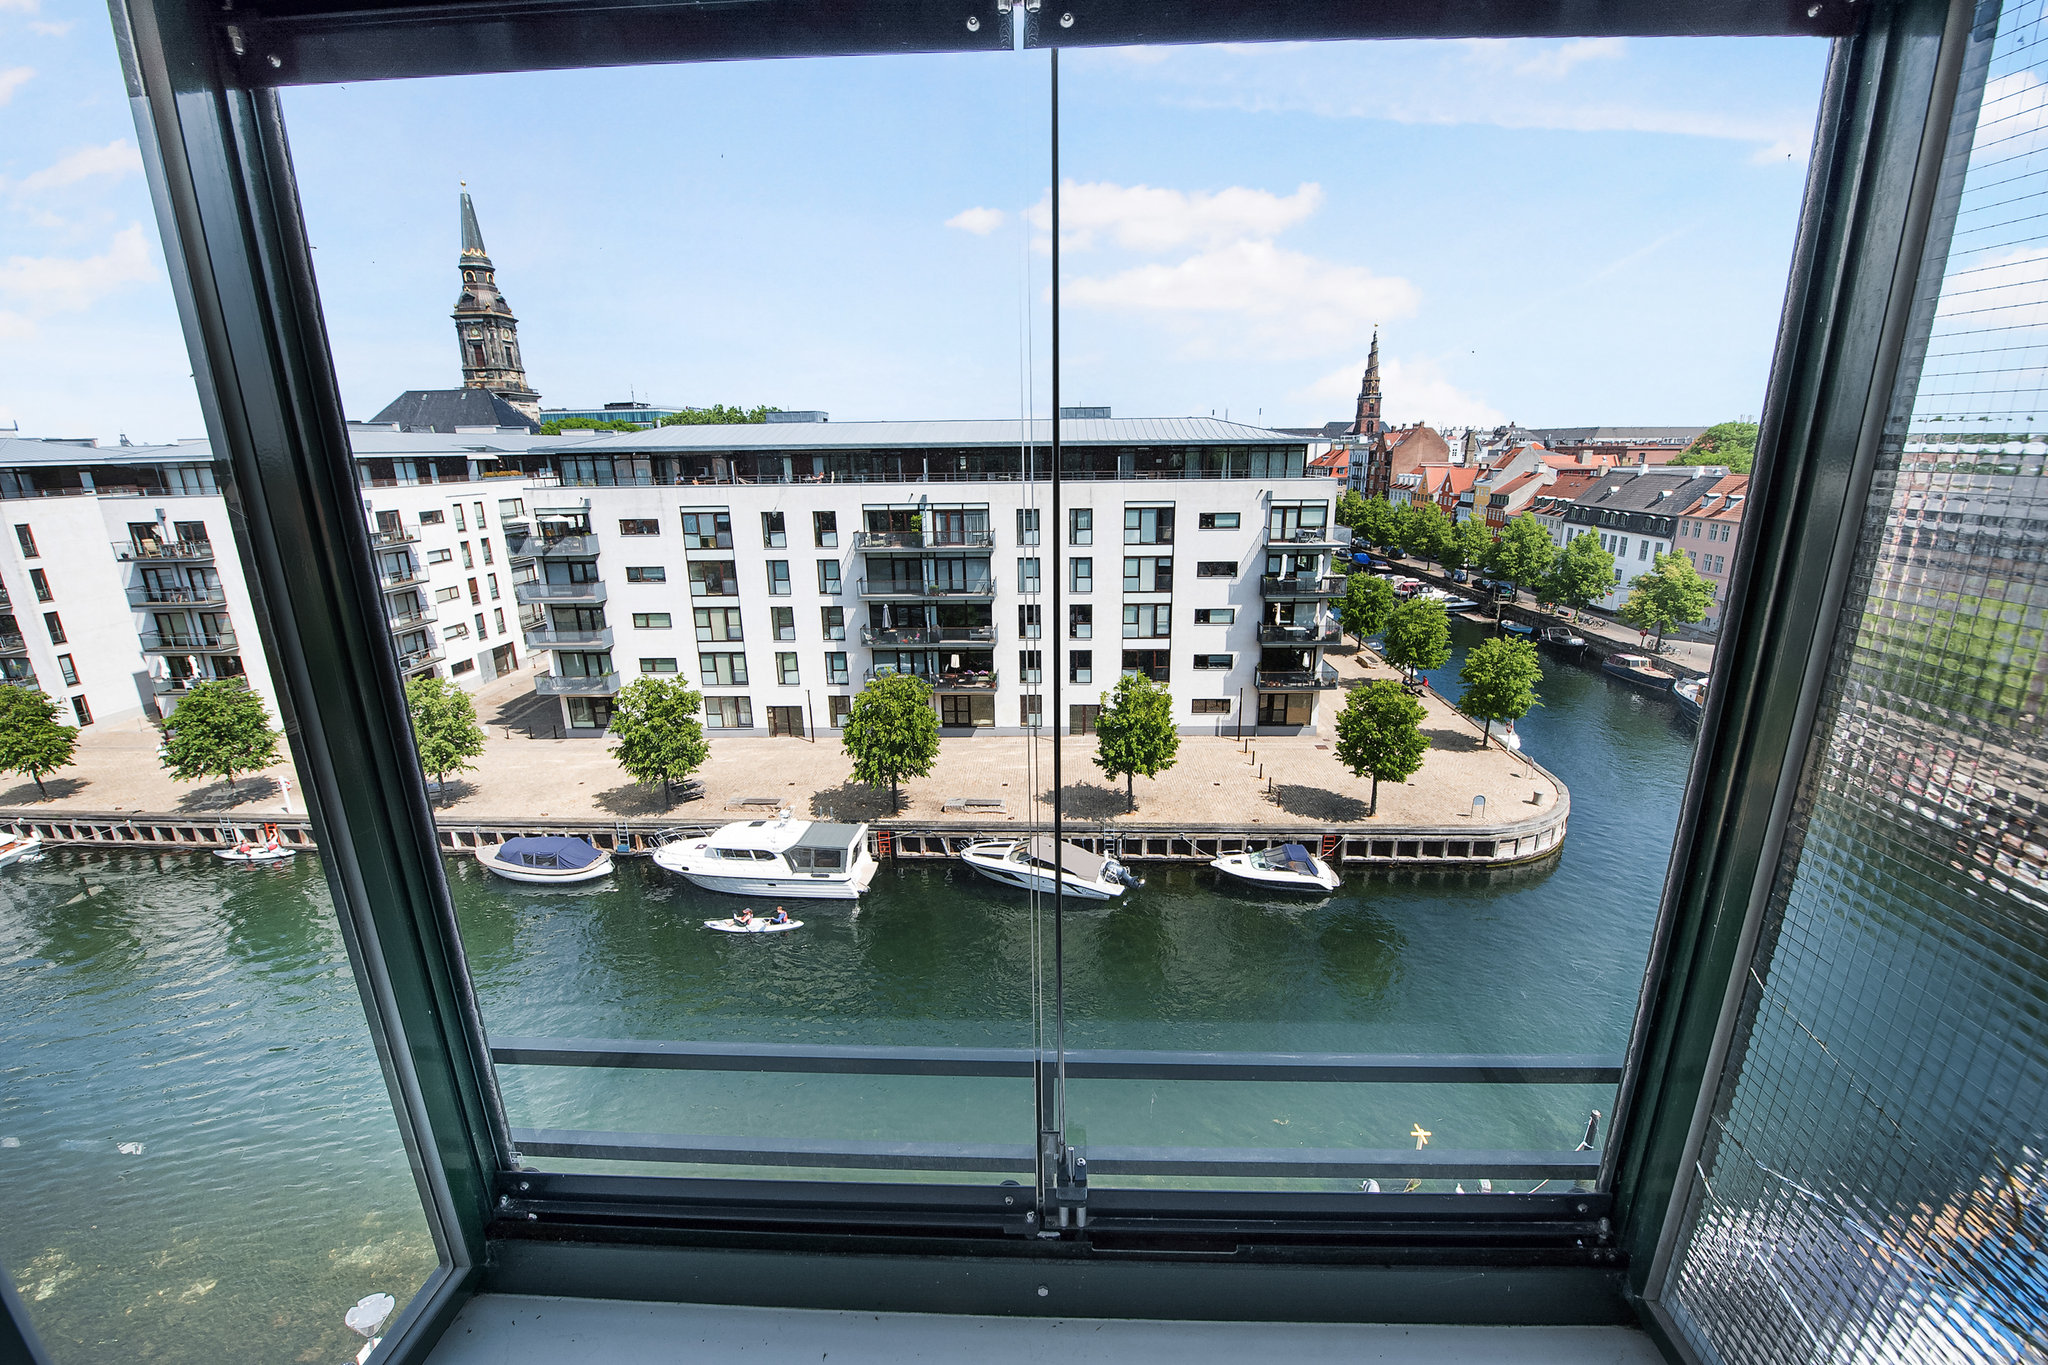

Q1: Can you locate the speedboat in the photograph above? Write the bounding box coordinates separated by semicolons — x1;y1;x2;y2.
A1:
1601;652;1678;694
1673;677;1708;722
476;834;613;884
1538;625;1585;652
0;828;41;867
1210;842;1341;893
653;810;877;900
705;913;803;934
959;835;1139;900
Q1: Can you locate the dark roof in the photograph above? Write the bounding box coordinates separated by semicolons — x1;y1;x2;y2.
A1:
1529;426;1705;446
1571;470;1718;514
461;192;490;261
369;389;538;433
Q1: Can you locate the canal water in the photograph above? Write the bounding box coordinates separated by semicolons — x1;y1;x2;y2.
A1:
1;619;1698;1363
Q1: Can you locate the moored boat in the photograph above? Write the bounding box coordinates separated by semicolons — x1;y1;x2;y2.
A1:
1673;677;1708;722
653;811;877;900
1538;625;1585;652
1501;621;1536;639
476;834;613;884
1601;652;1678;694
0;827;42;867
217;825;295;863
959;835;1138;900
1210;842;1341;893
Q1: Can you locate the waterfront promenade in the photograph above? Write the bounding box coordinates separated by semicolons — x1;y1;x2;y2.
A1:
0;648;1561;832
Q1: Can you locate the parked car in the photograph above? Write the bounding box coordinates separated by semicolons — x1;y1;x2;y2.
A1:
1479;578;1517;599
1449;568;1470;584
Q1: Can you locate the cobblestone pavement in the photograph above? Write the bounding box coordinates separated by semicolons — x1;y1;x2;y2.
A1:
0;655;1562;831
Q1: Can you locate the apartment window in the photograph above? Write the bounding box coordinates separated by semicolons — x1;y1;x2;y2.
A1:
1192;653;1233;670
1071;557;1092;593
70;696;91;727
772;606;796;641
817;560;842;595
1020;694;1043;727
28;569;49;602
1123;603;1170;638
1019;649;1042;683
939;694;993;728
1196;561;1236;579
468;578;481;605
1019;603;1041;639
826;652;849;686
700;652;749;687
443;622;470;640
626;566;667;583
474;502;486;529
813;511;838;548
703;696;753;729
680;510;733;549
777;652;800;685
436;586;461;602
1198;512;1240;530
1019;557;1040;593
762;512;787;548
693;607;743;642
481;537;493;566
1193;608;1236;625
14;526;35;559
497;499;524;519
634;612;673;629
452;506;466;531
1122;649;1171;682
619;518;660;536
493;608;506;633
461;541;474;569
1069;703;1101;734
640;657;679;673
826;695;852;728
1639;540;1652;560
565;697;612;729
43;612;64;645
821;606;845;641
488;574;500;600
1069;508;1092;545
420;509;445;525
688;561;738;596
767;561;791;595
1016;508;1040;546
1070;650;1092;684
56;654;77;686
1125;506;1174;544
1618;536;1629;557
428;549;453;564
1124;556;1173;592
1193;698;1231;714
1258;693;1314;726
1070;604;1092;639
475;613;488;638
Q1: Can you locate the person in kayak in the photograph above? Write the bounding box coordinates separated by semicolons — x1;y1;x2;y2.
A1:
735;908;754;926
773;907;789;925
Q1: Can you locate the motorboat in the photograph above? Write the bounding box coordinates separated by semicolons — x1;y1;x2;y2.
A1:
1673;677;1708;722
705;913;803;934
1501;621;1536;639
1601;652;1679;695
1538;625;1586;652
0;828;42;867
653;811;878;900
1210;842;1341;893
216;836;295;863
476;834;613;884
958;835;1139;900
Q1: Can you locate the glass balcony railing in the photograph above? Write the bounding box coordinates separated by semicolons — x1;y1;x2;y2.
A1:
386;606;434;632
377;564;427;591
858;578;996;600
127;583;227;606
112;538;213;562
524;626;613;649
0;633;27;655
139;630;238;653
533;671;623;696
515;580;607;605
1257;619;1342;645
369;525;420;547
1253;663;1343;690
858;624;996;647
394;643;444;673
1259;573;1346;599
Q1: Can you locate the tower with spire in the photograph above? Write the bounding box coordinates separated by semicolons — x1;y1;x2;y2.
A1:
452;192;541;422
1352;329;1382;444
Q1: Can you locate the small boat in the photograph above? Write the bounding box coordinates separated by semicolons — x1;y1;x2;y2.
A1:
705;913;803;934
959;835;1139;900
653;811;877;900
1439;596;1480;613
1538;625;1585;652
216;839;295;863
476;834;613;884
1601;652;1678;694
1210;842;1341;893
1501;621;1536;639
0;828;41;867
1673;677;1708;722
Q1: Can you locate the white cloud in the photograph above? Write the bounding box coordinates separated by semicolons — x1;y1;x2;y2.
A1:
1064;239;1417;348
1457;37;1627;80
944;206;1006;236
1024;180;1323;252
0;225;160;315
28;20;72;36
0;0;38;12
0;67;33;105
1297;353;1504;427
11;140;142;195
1974;70;2048;164
1935;245;2048;323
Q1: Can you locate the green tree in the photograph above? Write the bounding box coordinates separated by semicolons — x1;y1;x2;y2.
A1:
1092;672;1180;811
1675;420;1758;473
1381;597;1452;681
606;676;711;808
657;404;782;427
404;674;487;804
0;687;77;798
1545;530;1620;614
1458;636;1543;749
1400;501;1454;564
1333;680;1430;816
1619;551;1716;649
1443;515;1495;575
160;680;283;805
1335;489;1370;534
841;672;940;812
1358;495;1399;550
535;417;643;434
1338;571;1396;640
1489;513;1558;604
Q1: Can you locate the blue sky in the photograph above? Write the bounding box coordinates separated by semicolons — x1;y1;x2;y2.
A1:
1;4;1830;442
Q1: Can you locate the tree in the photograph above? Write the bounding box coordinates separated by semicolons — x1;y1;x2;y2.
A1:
404;674;487;804
1675;420;1758;473
1619;551;1716;649
1338;571;1396;640
1546;531;1620;614
1458;636;1543;748
1333;681;1430;816
1443;515;1495;575
0;688;77;798
1357;495;1400;550
1092;672;1180;811
1335;489;1370;535
1381;597;1451;681
160;680;283;804
1489;513;1558;606
841;672;939;812
536;417;642;434
1400;501;1454;564
657;404;781;427
606;676;710;808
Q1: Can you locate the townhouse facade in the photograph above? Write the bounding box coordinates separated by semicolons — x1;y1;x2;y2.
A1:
1673;474;1749;628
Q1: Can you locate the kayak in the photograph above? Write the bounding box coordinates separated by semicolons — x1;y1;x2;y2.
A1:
705;917;802;934
216;842;295;863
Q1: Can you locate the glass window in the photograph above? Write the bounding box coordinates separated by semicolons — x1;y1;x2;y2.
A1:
939;694;994;728
826;694;852;727
680;509;733;549
820;606;845;641
1018;603;1041;638
777;652;800;685
703;696;753;729
567;697;613;729
826;652;849;686
1069;507;1092;545
1019;649;1042;682
1193;608;1235;625
481;536;493;565
436;585;461;602
461;541;474;569
1070;649;1092;684
634;612;673;629
1122;649;1170;682
1196;561;1236;578
619;518;660;535
498;498;525;518
1124;506;1173;544
428;548;453;564
1193;697;1231;714
1123;603;1170;638
1070;604;1092;639
420;509;445;525
443;621;470;640
1071;557;1092;592
56;654;77;686
689;561;738;596
43;611;63;645
639;657;678;673
452;505;466;531
1192;653;1233;670
767;561;791;595
28;568;49;602
773;606;796;641
15;525;36;558
1069;703;1101;734
70;695;91;726
814;510;838;547
626;566;666;583
468;578;481;604
693;607;743;642
1020;694;1043;727
487;574;500;600
1124;556;1173;592
1016;508;1040;545
1198;512;1240;530
763;511;787;547
700;652;748;686
494;608;506;633
1019;557;1040;593
817;560;842;594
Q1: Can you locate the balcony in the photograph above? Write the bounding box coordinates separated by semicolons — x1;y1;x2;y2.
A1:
858;578;996;601
932;668;999;691
0;672;36;689
510;529;600;558
1258;619;1343;645
379;563;428;591
524;626;614;650
853;530;922;550
859;624;996;647
114;538;214;562
388;606;434;632
129;584;227;607
1254;663;1343;690
1266;525;1349;551
370;526;419;548
139;630;238;653
515;580;607;605
151;674;231;695
396;644;444;674
1260;573;1347;599
0;633;26;655
534;671;623;696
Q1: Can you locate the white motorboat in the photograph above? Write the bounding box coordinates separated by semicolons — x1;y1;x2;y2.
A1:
1210;842;1341;893
705;913;803;934
653;811;877;900
216;830;296;863
958;835;1139;901
476;834;613;885
0;828;41;867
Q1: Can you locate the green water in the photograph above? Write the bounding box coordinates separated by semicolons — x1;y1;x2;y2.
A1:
1;621;1699;1362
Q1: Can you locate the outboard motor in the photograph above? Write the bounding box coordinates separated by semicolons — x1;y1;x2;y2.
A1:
1107;859;1145;888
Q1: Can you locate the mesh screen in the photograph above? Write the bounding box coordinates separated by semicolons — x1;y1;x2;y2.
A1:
1662;5;2048;1361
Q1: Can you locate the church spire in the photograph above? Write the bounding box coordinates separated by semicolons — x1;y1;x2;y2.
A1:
1353;328;1382;442
452;191;540;421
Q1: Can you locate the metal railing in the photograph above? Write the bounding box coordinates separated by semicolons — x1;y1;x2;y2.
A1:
395;645;444;673
858;578;997;600
0;633;26;654
1254;663;1343;690
378;564;427;590
858;624;997;647
524;627;614;649
129;584;226;606
1265;525;1349;547
492;1037;1617;1180
509;530;600;558
1260;574;1347;598
387;606;434;632
370;526;419;547
0;673;38;689
515;580;607;605
113;538;214;562
139;630;237;652
1257;620;1342;645
534;671;623;696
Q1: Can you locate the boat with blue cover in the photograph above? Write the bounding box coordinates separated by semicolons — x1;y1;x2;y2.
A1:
476;834;614;884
